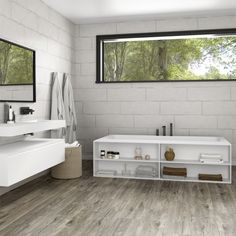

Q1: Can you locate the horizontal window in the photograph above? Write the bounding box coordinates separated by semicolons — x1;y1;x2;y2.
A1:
96;29;236;83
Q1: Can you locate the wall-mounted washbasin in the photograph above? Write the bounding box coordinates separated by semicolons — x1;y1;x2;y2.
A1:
0;120;66;137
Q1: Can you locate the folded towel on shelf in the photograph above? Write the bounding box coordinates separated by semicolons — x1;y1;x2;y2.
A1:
135;171;156;177
136;173;156;178
136;165;155;172
96;170;117;176
199;157;223;164
163;166;187;177
200;153;222;159
65;141;80;148
135;165;157;177
198;174;223;181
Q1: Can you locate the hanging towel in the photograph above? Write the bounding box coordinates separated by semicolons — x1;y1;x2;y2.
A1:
63;73;77;143
50;72;66;138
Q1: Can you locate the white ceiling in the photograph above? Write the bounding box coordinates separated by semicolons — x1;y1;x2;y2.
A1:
42;0;236;24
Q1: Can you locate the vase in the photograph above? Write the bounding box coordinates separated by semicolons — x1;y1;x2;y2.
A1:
165;149;175;161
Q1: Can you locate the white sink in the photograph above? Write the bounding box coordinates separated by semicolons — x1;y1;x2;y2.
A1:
0;120;65;137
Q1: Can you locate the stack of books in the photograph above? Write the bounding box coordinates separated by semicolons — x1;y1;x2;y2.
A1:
163;166;187;177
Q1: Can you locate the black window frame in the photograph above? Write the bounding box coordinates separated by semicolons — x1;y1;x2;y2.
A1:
96;28;236;83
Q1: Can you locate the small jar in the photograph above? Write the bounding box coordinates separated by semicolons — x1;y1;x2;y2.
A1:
100;150;105;159
113;152;120;159
134;147;143;160
145;155;151;160
107;151;113;159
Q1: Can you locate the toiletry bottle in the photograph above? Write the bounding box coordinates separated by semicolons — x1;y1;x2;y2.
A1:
12;112;16;123
4;103;9;123
9;106;13;121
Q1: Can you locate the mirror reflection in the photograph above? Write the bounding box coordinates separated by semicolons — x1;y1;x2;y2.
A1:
0;38;35;102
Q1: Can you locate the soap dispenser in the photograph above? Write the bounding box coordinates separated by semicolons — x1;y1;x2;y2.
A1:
4;103;9;123
6;105;15;124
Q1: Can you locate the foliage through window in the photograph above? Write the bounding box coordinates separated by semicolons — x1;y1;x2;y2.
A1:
0;39;34;85
96;29;236;83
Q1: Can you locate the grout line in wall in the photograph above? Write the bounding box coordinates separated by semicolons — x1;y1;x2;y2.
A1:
196;17;200;30
132;115;135;128
201;101;203;115
105;88;108;101
155;21;158;32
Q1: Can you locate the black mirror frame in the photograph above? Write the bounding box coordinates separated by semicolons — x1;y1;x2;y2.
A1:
0;37;36;103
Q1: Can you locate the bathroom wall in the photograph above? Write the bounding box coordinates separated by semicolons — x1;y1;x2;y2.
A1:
74;15;236;164
0;0;75;195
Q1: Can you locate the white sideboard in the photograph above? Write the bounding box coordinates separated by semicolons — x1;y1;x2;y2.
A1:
93;135;232;184
0;120;66;187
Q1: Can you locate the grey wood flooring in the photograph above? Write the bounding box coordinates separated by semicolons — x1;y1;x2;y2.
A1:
0;162;235;236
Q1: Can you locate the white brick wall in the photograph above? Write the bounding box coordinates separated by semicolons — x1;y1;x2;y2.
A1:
0;0;75;195
1;1;236;186
74;15;236;164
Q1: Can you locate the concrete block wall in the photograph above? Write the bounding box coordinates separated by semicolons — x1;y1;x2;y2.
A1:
0;0;75;124
0;0;75;195
74;15;236;163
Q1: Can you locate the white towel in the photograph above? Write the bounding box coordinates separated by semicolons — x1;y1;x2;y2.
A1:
65;141;80;148
50;72;66;138
200;158;223;164
63;73;77;144
200;153;222;159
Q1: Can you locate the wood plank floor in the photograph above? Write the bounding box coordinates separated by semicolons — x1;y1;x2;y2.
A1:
0;162;235;236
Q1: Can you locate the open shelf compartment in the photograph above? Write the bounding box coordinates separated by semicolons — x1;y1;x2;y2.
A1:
95;161;160;180
160;163;231;184
160;143;230;164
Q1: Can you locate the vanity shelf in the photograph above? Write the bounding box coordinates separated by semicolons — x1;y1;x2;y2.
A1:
0;138;65;186
0;120;65;137
93;135;232;184
0;120;66;187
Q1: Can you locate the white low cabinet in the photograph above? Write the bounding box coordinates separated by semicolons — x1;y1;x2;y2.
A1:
0;139;65;187
0;120;66;187
93;135;232;184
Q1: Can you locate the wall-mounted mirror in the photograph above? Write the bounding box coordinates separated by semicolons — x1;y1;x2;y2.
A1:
0;38;36;102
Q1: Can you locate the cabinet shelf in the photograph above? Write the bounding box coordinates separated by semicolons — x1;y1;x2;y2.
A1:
160;159;230;166
95;173;160;180
161;175;231;184
95;158;159;163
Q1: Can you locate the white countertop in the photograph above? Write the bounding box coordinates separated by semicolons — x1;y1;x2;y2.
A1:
0;120;66;137
94;135;231;146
